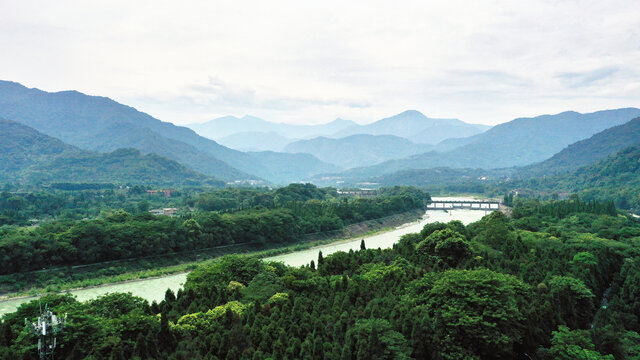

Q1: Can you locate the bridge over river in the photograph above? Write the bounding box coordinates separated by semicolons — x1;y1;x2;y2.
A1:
426;200;501;210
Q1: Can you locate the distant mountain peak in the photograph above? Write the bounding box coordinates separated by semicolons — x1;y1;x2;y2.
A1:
397;109;426;117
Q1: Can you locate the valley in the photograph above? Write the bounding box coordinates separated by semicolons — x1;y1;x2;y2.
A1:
4;3;640;358
0;198;489;315
2;84;640;359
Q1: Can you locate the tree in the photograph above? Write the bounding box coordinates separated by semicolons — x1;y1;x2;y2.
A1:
547;276;595;329
347;319;411;360
426;269;530;359
544;326;614;360
360;239;366;251
416;228;471;268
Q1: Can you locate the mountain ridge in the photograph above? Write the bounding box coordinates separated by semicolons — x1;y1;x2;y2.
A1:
284;134;433;169
188;115;356;140
328;108;640;181
519;117;640;178
0;80;339;183
0;118;223;186
331;110;490;145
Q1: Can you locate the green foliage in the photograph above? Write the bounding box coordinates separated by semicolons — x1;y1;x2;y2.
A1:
426;269;529;359
346;319;411;360
519;146;640;210
543;326;614;360
0;184;428;274
0;118;224;186
3;198;640;360
416;228;472;268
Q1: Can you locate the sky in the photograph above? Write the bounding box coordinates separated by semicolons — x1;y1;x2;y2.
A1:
1;0;639;126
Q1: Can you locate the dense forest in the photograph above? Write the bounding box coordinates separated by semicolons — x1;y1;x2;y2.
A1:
514;146;640;210
2;197;639;359
0;184;428;274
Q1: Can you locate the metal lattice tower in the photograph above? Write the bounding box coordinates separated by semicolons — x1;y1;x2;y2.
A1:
26;302;66;360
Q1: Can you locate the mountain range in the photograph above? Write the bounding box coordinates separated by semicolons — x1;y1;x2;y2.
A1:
330;110;490;144
0;119;222;186
188;115;356;140
283;134;433;169
519;117;640;178
217;131;295;152
0;80;339;183
188;110;490;152
329;108;640;182
3;79;640;189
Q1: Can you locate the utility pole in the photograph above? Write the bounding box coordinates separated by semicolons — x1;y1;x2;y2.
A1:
26;302;66;360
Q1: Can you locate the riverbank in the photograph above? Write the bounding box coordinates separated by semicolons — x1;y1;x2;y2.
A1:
0;199;493;315
0;208;423;301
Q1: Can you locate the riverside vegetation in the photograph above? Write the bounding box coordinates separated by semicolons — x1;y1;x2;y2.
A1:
2;197;640;359
0;184;427;294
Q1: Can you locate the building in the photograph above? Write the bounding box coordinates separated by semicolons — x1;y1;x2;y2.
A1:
147;189;174;197
337;189;378;197
148;208;178;216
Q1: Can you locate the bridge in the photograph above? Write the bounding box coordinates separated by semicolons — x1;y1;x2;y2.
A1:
426;200;501;210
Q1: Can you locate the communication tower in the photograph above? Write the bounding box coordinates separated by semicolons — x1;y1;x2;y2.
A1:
26;302;66;360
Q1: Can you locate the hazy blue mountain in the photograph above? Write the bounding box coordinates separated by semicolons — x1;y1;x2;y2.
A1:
520;117;640;177
0;80;339;183
0;119;222;186
217;131;296;151
334;108;640;180
188;115;356;139
284;134;433;168
246;151;342;184
434;134;478;152
332;110;490;145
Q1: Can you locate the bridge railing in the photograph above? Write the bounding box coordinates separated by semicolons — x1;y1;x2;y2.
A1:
426;200;501;210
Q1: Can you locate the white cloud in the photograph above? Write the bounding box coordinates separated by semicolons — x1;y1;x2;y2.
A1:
0;0;639;125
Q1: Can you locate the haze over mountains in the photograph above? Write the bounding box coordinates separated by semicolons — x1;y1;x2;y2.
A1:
330;108;640;182
331;110;490;144
0;80;339;183
520;117;640;178
2;79;639;188
188;110;489;152
188;115;356;140
284;135;433;169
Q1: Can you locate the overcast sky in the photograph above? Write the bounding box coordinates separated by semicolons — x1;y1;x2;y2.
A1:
1;0;639;126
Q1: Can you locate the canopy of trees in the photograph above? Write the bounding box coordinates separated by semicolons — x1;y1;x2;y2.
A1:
2;197;639;359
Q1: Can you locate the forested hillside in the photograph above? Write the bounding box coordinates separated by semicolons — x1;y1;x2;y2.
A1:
520;117;640;177
2;198;639;359
531;146;640;209
0;119;222;186
22;148;223;187
0;118;76;173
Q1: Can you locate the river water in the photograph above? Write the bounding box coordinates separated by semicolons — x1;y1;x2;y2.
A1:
0;197;491;315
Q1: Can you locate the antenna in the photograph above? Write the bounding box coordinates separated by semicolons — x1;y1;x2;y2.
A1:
25;301;67;360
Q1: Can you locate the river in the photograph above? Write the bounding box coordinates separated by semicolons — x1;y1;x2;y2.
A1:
0;197;492;315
